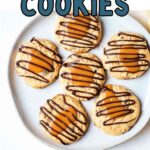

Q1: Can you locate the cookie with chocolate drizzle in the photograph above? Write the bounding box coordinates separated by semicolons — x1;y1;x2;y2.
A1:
15;38;62;88
103;32;150;79
92;84;141;135
39;94;89;145
55;13;103;53
60;53;106;101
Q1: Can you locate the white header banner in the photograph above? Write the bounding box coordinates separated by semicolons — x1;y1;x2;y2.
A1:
0;0;149;11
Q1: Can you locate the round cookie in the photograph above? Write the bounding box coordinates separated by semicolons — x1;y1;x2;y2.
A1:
39;94;89;145
55;13;103;53
103;32;150;79
60;53;106;101
15;38;62;88
92;84;141;136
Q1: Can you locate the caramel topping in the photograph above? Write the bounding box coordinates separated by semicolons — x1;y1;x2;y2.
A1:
40;95;88;144
50;107;77;136
16;38;62;84
119;49;140;73
27;49;52;73
61;54;105;100
56;14;99;49
104;32;149;74
70;64;94;86
66;15;91;39
96;84;136;126
102;85;126;118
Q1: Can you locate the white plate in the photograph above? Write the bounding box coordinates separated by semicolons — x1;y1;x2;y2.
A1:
8;13;150;150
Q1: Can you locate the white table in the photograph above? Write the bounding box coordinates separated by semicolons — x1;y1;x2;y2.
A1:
0;11;150;150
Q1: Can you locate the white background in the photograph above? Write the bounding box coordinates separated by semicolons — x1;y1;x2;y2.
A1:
0;0;150;150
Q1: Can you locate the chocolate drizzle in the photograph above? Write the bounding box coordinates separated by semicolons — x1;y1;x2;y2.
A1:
56;14;100;48
96;85;136;126
104;32;149;73
61;54;105;100
16;38;62;83
40;95;88;145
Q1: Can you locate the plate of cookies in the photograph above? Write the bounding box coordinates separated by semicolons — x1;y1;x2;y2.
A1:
8;12;150;150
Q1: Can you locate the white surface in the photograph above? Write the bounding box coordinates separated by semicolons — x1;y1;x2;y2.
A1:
0;11;150;150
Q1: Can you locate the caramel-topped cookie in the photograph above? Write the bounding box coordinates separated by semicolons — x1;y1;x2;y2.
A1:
15;38;62;88
60;53;106;101
55;14;103;53
92;84;141;135
39;94;88;145
103;32;150;79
